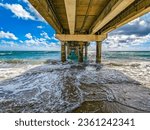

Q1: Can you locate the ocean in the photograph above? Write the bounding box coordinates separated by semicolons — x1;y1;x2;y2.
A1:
0;51;150;62
0;51;61;62
0;51;150;112
104;51;150;61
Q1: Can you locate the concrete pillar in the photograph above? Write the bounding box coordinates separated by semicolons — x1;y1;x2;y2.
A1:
96;41;102;64
78;42;83;63
67;44;70;56
75;47;78;56
85;45;88;58
61;42;66;62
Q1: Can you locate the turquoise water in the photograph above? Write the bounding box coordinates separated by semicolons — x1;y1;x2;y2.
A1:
0;51;60;61
0;51;150;62
103;51;150;61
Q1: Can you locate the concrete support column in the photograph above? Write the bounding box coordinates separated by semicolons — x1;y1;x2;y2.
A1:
67;44;70;56
61;42;66;62
78;42;83;63
96;41;102;64
75;47;78;56
85;45;88;58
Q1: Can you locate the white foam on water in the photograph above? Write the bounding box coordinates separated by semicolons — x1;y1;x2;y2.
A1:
103;61;150;87
0;60;150;112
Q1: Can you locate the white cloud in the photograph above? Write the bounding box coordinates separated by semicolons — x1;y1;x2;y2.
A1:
24;33;51;46
1;40;18;47
139;20;146;26
19;40;23;43
24;38;59;49
1;0;45;22
0;31;60;50
48;42;59;47
0;31;18;40
0;1;48;22
22;0;46;22
37;26;44;29
51;34;59;41
22;32;60;50
128;18;140;25
22;0;28;3
0;3;35;20
102;12;150;51
25;33;33;39
40;32;51;40
103;33;150;51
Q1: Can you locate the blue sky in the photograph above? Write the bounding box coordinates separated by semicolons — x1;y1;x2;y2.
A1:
0;0;150;51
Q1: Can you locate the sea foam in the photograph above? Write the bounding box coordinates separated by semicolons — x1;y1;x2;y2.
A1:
0;60;150;112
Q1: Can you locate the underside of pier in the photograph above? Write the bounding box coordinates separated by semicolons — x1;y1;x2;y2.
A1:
29;0;150;63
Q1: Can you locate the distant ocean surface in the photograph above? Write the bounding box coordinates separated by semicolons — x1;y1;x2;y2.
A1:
104;51;150;61
0;51;60;64
0;51;150;63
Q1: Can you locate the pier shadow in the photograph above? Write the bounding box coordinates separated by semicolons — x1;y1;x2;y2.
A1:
0;62;150;113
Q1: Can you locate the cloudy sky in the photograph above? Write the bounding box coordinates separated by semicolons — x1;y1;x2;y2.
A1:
0;0;150;51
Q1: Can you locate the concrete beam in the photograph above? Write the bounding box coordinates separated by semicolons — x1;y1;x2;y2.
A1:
64;0;76;34
55;34;107;42
91;0;135;34
28;0;62;34
100;0;150;34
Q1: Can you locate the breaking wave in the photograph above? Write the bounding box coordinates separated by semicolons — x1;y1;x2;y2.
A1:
0;60;150;113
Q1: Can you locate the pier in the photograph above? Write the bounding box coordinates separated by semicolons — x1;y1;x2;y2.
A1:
29;0;150;63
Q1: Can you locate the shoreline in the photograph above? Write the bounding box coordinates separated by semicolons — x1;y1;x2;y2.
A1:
0;59;150;112
103;60;150;88
0;59;150;87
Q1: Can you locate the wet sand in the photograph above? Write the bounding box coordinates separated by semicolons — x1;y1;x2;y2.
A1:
0;60;150;113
